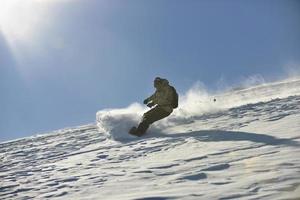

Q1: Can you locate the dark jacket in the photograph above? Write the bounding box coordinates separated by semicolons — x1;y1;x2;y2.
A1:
146;79;174;113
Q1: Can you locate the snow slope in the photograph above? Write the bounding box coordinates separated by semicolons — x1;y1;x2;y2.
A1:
1;78;300;200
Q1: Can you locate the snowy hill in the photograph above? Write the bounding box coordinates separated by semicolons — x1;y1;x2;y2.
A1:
1;78;300;200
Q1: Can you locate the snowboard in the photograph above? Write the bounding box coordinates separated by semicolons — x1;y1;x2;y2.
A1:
128;126;142;137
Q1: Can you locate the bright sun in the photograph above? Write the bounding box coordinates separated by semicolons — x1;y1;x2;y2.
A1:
0;0;43;46
0;0;69;52
0;0;74;77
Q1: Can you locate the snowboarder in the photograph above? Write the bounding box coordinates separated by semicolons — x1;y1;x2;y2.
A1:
129;77;178;136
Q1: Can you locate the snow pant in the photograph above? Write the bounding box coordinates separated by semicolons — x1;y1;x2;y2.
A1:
136;106;172;136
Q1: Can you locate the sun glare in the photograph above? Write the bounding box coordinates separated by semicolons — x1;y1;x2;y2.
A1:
0;0;72;53
0;0;42;46
0;0;71;76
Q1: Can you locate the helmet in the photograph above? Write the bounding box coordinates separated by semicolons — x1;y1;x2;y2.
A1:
154;77;162;84
154;77;169;88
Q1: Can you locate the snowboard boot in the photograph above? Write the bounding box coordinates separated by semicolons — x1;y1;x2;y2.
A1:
129;127;143;137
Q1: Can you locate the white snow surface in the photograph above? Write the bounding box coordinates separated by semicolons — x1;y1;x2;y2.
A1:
1;78;300;200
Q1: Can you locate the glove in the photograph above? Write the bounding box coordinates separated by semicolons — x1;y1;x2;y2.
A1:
143;98;149;104
147;102;155;108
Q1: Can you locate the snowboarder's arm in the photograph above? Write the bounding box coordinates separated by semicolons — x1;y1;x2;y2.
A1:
144;92;157;104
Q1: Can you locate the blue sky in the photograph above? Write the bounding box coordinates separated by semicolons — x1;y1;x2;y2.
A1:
0;0;299;142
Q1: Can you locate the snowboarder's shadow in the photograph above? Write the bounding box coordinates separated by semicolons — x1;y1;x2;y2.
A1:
147;130;300;147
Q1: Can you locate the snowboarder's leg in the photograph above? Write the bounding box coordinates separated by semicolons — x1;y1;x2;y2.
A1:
134;106;171;136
